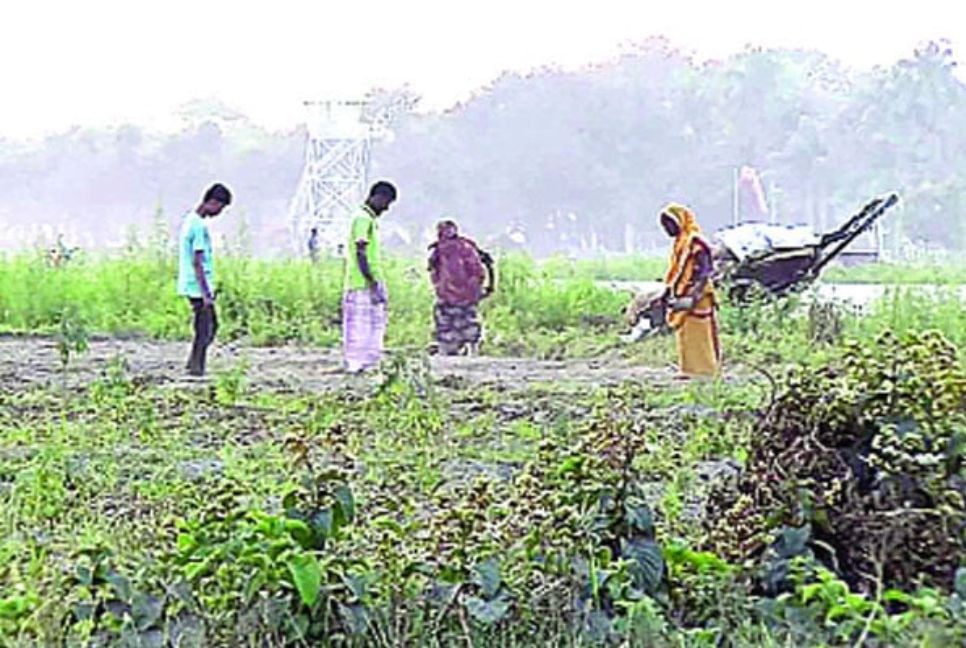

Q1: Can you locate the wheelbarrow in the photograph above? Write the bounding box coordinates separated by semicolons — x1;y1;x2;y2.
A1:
622;193;899;341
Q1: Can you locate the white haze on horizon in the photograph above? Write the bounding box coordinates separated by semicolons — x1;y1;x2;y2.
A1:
1;0;964;138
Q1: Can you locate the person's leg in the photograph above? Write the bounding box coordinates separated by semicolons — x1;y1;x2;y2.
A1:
195;302;216;376
677;316;718;378
436;304;461;356
343;291;372;373
368;301;388;369
187;298;205;375
185;299;194;371
463;305;482;356
433;302;455;354
342;291;358;372
710;311;722;369
448;307;469;356
197;303;217;375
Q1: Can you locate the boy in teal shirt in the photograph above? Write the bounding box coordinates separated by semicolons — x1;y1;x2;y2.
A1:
177;183;232;377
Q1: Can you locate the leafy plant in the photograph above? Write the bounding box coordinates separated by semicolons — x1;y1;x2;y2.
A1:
706;330;966;595
214;357;249;406
56;305;89;387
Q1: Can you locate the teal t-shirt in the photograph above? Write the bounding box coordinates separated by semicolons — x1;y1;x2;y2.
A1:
343;205;383;291
177;212;214;298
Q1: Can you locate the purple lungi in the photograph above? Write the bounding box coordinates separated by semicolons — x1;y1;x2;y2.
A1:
342;289;387;372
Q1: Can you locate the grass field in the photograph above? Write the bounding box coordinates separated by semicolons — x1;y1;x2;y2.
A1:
545;253;966;285
1;248;964;646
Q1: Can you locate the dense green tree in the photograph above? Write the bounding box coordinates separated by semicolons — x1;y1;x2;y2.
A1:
1;41;963;254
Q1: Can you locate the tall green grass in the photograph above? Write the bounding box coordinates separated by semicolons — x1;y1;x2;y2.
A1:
3;249;963;361
856;288;966;348
541;254;668;282
0;251;626;356
542;253;966;285
823;262;966;285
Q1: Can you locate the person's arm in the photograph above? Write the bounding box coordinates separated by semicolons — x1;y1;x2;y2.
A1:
689;244;713;301
479;249;495;296
671;243;712;311
353;214;387;304
189;224;214;306
356;240;375;287
193;250;214;307
350;215;378;287
428;246;440;283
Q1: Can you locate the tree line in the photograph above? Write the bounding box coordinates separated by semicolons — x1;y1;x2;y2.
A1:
1;39;963;255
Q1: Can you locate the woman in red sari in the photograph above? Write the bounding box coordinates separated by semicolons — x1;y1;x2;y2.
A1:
428;220;495;355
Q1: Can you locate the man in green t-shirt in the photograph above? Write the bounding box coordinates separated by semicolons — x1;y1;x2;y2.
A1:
342;181;397;373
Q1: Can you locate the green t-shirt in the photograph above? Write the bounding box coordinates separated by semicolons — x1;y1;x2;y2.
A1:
344;205;383;291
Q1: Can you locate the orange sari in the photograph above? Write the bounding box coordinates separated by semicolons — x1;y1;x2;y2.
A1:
662;204;721;377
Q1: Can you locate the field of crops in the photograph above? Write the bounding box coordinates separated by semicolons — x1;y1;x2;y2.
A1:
1;249;965;646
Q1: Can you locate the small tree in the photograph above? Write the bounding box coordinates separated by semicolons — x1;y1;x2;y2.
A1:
57;306;89;391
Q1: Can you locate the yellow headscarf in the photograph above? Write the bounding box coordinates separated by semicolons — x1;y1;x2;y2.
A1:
660;203;715;328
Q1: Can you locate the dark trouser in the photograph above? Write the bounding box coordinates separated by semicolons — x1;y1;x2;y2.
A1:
187;298;218;375
434;302;482;356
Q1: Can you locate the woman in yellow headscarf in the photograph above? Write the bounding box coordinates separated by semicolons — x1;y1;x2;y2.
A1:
659;204;720;377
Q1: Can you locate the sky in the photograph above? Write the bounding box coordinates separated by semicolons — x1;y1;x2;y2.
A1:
1;0;964;138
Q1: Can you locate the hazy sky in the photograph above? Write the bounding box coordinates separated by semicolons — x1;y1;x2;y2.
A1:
1;0;963;138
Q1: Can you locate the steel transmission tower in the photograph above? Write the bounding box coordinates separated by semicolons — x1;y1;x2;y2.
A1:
287;100;372;254
287;92;418;255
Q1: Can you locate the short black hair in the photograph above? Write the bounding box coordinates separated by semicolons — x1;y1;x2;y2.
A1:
369;181;397;201
204;183;233;205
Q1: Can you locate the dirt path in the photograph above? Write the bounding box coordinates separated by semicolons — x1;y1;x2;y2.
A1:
0;335;674;394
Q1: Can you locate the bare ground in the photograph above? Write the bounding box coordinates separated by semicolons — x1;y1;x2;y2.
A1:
0;334;676;393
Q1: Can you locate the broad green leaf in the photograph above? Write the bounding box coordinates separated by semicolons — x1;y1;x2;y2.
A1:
622;538;664;595
825;603;852;622
131;592;164;631
312;508;334;539
955;567;966;600
800;583;821;604
472;558;502;599
343;573;367;600
243;572;269;603
583;609;612;644
0;597;32;620
624;500;655;536
570;557;590;580
556;456;583;476
281;490;299;512
131;628;164;648
170;581;194;606
334;485;355;524
289;612;310;640
401;561;434;579
102;599;130;621
464;596;511;624
184;561;208;582
286;553;323;607
106;571;132;601
72;601;96;622
372;517;404;535
882;589;913;604
338;601;370;635
176;534;197;554
775;525;811;559
284;518;314;548
75;563;94;587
